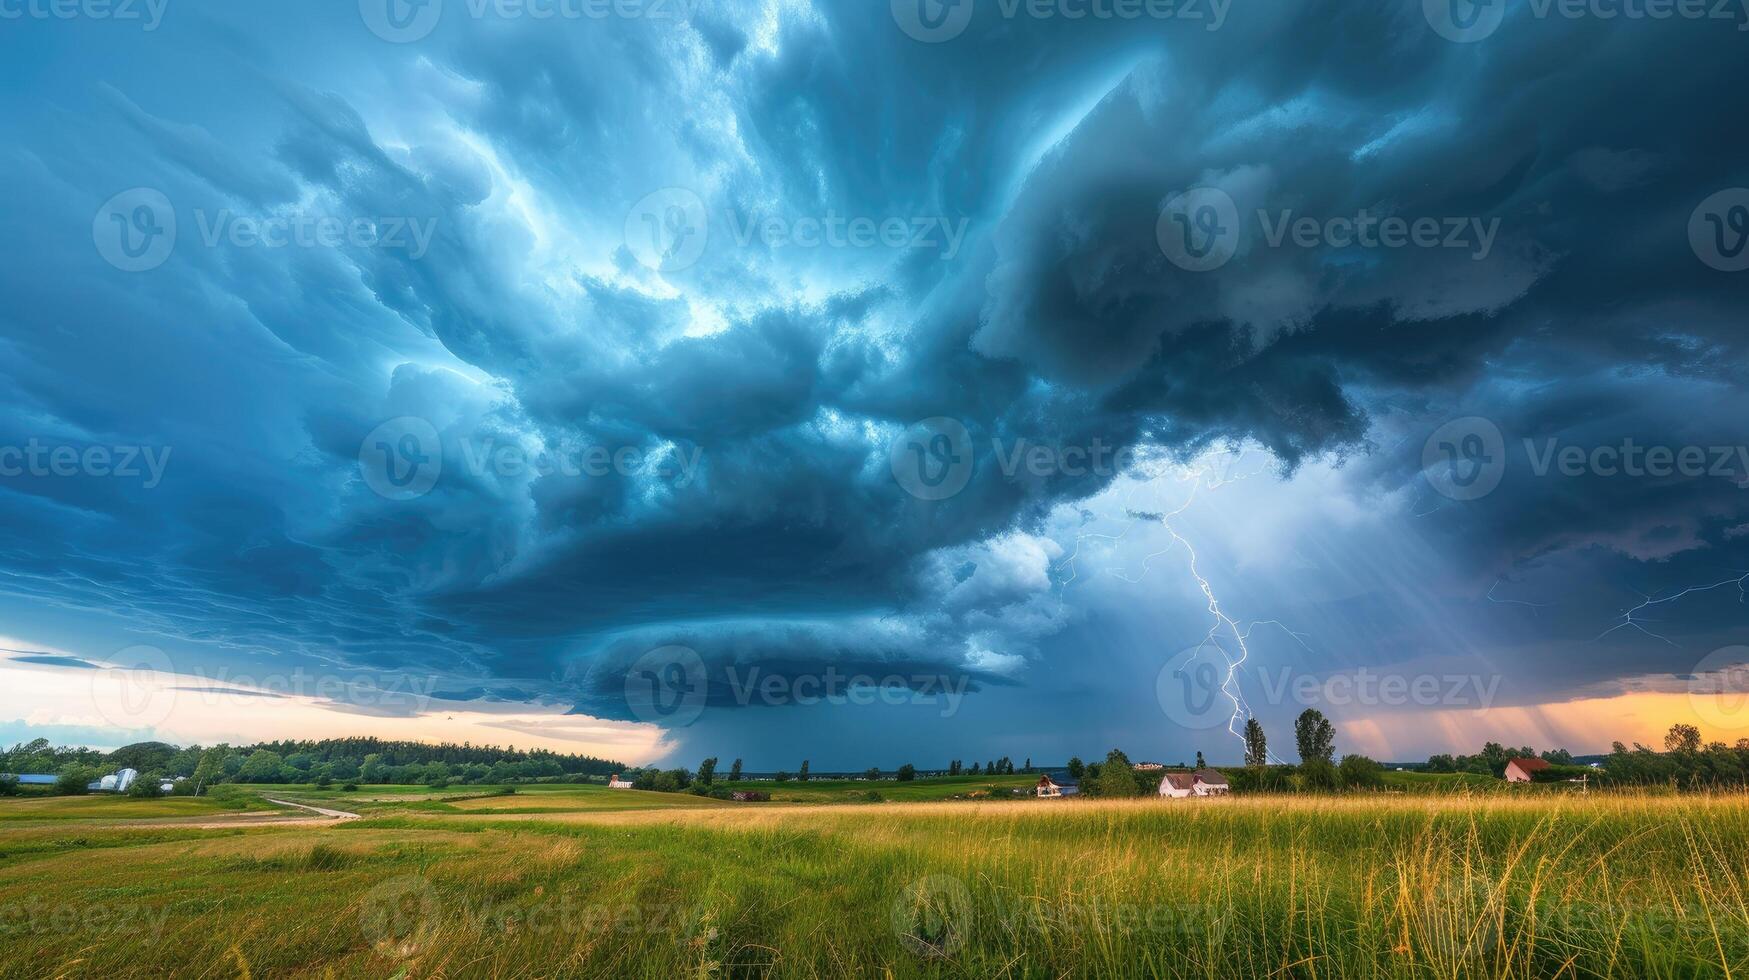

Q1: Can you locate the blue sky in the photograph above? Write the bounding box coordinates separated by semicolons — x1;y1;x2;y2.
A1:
2;0;1748;768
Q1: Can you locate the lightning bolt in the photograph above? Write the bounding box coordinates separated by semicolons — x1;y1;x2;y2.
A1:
1056;450;1309;762
1595;570;1749;646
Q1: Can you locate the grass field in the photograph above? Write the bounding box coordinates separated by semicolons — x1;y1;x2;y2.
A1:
3;782;1745;978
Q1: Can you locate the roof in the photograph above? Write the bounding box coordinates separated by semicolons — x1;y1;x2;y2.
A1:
1508;757;1551;772
1039;772;1078;787
1193;769;1229;785
1;774;57;785
1161;772;1196;790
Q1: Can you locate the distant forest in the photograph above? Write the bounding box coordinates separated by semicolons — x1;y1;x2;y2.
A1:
0;737;625;793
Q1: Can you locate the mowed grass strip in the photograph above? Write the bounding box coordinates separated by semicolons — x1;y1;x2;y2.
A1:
1;792;1746;978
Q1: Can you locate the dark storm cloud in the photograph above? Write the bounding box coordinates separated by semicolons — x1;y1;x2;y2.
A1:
0;0;1745;756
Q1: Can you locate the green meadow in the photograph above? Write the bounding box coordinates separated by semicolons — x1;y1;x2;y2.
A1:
2;779;1747;978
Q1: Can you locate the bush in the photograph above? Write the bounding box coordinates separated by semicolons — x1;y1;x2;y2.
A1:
341;783;359;792
56;770;94;795
1337;755;1385;790
126;777;165;798
1298;758;1341;792
0;776;18;797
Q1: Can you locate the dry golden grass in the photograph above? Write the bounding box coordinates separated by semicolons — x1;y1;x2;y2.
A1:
1;789;1745;978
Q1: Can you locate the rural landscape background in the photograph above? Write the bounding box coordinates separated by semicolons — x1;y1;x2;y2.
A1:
5;0;1749;975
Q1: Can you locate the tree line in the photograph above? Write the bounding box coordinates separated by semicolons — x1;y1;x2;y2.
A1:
0;737;625;796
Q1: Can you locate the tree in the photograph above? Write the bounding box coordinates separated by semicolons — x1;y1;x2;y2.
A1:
1298;757;1339;791
1023;757;1031;773
896;764;916;782
1338;754;1384;789
0;776;17;797
1666;724;1702;753
56;768;95;795
1096;749;1142;797
774;771;792;782
969;762;981;775
126;776;164;798
799;760;810;782
729;758;743;781
1243;718;1268;767
1540;748;1574;765
1293;709;1336;764
1067;757;1085;779
864;767;881;781
949;760;962;775
697;758;718;786
1195;751;1206;770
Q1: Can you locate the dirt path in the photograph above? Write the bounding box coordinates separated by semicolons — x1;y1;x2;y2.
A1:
181;798;362;829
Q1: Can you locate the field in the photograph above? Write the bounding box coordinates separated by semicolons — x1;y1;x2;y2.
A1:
2;781;1746;978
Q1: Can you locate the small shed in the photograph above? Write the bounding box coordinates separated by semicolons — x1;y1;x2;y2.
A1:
1504;758;1550;783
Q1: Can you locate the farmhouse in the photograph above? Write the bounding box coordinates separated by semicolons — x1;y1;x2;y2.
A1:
86;768;139;793
1035;773;1079;797
606;774;635;789
1159;772;1196;798
1193;769;1230;795
1504;757;1550;783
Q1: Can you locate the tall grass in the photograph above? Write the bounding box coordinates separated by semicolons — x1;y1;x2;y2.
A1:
1;790;1745;977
